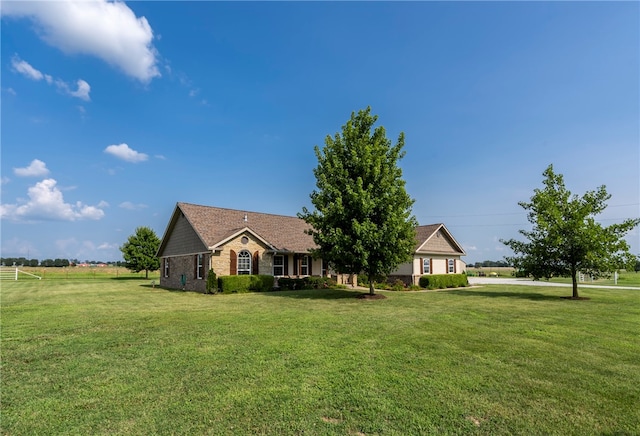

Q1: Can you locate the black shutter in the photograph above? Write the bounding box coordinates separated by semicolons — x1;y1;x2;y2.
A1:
284;255;289;275
308;256;313;276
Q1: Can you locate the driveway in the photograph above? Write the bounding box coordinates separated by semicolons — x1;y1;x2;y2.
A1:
468;276;640;290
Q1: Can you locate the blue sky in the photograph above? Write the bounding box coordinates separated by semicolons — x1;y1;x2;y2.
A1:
1;1;638;264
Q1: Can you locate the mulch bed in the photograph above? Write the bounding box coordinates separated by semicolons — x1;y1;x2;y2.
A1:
356;293;387;300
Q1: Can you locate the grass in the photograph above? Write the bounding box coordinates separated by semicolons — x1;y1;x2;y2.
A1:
2;280;639;435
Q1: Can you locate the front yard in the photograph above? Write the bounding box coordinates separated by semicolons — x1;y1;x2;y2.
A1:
2;279;639;434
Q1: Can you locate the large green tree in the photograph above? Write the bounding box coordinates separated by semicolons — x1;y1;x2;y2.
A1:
299;107;417;295
502;165;639;299
120;226;161;279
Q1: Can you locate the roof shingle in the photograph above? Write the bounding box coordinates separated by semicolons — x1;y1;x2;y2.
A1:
178;202;317;253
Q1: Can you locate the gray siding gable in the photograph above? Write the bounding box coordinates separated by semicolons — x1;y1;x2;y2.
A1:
159;211;208;256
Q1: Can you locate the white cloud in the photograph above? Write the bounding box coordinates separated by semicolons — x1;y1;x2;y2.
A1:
11;56;52;83
2;1;160;82
97;242;119;250
104;143;148;163
119;201;148;210
5;87;17;96
0;178;106;222
1;177;10;185
11;55;91;101
0;237;41;258
14;159;50;177
56;79;91;101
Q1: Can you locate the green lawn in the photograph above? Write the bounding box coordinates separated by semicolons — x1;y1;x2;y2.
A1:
2;280;639;435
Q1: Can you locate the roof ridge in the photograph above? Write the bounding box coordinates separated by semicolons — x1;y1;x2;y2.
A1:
178;201;304;221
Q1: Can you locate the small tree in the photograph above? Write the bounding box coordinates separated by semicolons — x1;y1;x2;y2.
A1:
502;165;639;298
120;226;161;279
299;107;417;296
206;269;217;294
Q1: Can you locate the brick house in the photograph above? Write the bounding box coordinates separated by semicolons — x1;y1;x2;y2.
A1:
157;202;465;292
157;202;331;292
388;223;467;286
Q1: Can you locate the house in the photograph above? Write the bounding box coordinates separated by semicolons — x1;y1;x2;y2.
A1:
157;202;330;292
157;202;465;292
388;223;467;286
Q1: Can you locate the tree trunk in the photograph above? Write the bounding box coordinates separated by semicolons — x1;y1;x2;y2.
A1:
369;275;375;295
145;269;149;279
571;268;579;299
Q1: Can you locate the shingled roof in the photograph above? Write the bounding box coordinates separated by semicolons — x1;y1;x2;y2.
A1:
171;202;317;253
414;223;466;255
159;202;464;257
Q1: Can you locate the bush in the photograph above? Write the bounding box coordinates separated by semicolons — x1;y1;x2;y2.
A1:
277;276;336;290
391;279;406;292
206;269;217;294
419;274;468;290
218;275;274;293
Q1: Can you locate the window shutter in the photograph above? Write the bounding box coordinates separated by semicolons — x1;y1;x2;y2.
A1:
445;259;449;274
420;258;424;274
429;258;433;274
454;259;457;273
252;251;259;275
284;255;289;275
293;254;298;275
308;256;313;276
194;255;198;278
230;249;237;275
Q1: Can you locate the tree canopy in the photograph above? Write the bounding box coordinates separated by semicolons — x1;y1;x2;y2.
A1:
299;107;417;295
502;165;639;298
120;226;161;279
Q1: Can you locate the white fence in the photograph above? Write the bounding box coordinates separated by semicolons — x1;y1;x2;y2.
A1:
0;267;42;281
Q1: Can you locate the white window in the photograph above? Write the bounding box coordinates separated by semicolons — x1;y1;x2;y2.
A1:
164;258;170;277
300;256;309;276
273;255;284;276
238;250;251;275
423;258;430;274
196;254;204;279
448;259;455;273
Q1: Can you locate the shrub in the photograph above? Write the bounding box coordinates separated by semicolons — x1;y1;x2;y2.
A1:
276;277;304;290
277;276;336;290
218;275;274;293
305;276;336;289
391;279;406;292
513;269;529;278
419;274;468;290
205;269;217;294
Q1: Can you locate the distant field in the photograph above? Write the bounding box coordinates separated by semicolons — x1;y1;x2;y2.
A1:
1;266;160;280
2;279;638;435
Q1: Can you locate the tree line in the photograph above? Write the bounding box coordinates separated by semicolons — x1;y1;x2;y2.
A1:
469;260;512;268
